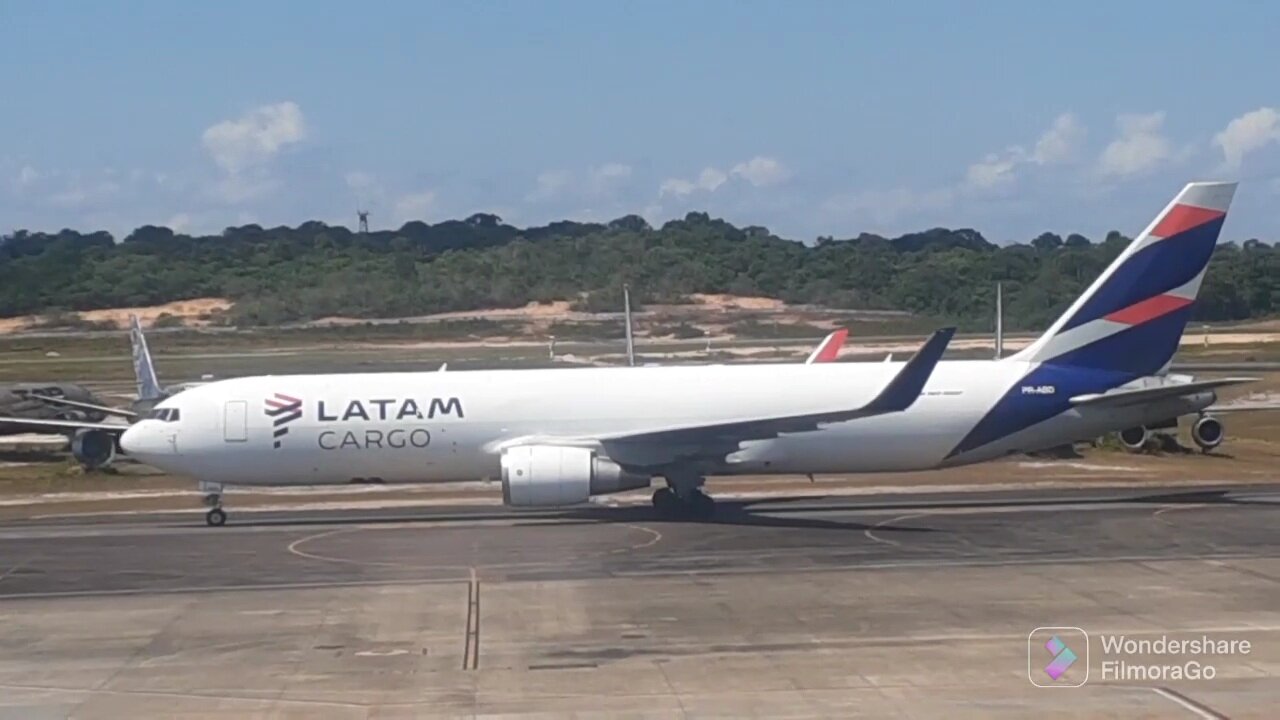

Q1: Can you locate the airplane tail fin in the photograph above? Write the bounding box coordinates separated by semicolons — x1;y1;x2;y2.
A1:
1012;181;1236;377
129;315;163;401
806;328;849;364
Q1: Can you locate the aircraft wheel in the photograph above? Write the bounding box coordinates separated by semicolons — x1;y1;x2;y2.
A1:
206;508;227;527
688;491;716;520
652;487;678;513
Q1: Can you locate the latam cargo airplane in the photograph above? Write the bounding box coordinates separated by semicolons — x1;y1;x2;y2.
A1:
120;182;1248;526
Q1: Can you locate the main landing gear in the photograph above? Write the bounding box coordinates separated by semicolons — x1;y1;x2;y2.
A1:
201;482;226;527
651;472;715;520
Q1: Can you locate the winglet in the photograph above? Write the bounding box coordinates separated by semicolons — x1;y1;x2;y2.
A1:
861;327;954;414
806;328;849;364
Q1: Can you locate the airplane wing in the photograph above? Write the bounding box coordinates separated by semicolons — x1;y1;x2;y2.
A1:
592;328;954;466
805;328;849;364
1069;377;1257;409
31;394;138;419
0;416;129;433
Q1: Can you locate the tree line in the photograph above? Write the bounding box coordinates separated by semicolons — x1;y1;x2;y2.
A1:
1;212;1276;331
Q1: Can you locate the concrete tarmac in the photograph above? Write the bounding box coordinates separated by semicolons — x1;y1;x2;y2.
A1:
0;483;1277;718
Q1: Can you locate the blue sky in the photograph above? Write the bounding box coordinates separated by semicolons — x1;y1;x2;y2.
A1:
3;1;1279;243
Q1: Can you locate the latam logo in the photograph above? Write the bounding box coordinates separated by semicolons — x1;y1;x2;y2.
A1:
265;393;303;449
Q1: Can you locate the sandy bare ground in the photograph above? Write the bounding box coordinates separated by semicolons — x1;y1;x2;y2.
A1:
0;297;231;333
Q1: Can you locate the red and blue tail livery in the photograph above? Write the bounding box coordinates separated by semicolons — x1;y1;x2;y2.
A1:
949;182;1237;458
1017;182;1234;376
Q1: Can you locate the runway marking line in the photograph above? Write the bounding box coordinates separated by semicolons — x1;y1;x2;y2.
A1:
0;562;25;584
286;527;370;565
1152;503;1209;526
610;524;663;554
1151;686;1228;720
462;567;480;671
863;513;928;548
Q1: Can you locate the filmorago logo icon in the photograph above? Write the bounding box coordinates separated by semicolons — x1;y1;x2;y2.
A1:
1029;627;1089;687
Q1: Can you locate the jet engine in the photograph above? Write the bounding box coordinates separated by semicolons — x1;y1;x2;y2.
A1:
1191;415;1224;452
500;445;650;507
1117;426;1149;452
72;429;117;470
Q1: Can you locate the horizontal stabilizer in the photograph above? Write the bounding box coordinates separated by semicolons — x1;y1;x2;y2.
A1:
1069;377;1256;409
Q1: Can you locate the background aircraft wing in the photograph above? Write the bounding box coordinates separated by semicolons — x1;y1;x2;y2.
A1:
30;394;138;419
1069;377;1256;409
0;416;129;433
592;328;953;465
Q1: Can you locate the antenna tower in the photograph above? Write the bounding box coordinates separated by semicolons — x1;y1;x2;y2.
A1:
357;204;370;234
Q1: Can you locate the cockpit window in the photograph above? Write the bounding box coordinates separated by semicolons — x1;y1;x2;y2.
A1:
147;408;181;422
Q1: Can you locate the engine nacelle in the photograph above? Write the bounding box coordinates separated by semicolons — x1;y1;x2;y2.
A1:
1117;426;1149;452
72;429;117;470
1191;415;1224;452
500;445;650;507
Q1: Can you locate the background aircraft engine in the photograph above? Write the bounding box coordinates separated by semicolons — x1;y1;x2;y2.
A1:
1191;415;1224;452
71;429;116;469
500;445;649;507
1118;426;1149;451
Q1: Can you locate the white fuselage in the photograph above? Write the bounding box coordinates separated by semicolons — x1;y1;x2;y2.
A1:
121;359;1210;487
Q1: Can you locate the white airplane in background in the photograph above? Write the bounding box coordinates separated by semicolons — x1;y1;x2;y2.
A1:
121;182;1251;527
0;315;186;468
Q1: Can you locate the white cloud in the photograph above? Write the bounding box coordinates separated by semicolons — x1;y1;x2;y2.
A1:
820;187;955;229
524;163;633;205
164;213;192;232
965;151;1020;189
658;177;695;198
658;156;790;199
697;167;727;192
201;102;306;175
660;166;727;198
393;190;436;222
527;169;573;202
965;113;1083;190
730;156;790;187
16;165;39;189
590;162;632;186
1098;112;1170;177
46;173;123;209
1031;113;1086;164
1213;107;1280;171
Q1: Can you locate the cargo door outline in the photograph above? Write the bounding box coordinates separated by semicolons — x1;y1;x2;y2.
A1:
224;400;248;442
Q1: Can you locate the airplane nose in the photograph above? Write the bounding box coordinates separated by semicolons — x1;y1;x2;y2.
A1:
120;424;146;456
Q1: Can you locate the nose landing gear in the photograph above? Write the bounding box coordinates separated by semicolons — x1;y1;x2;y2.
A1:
201;483;226;527
205;506;227;527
